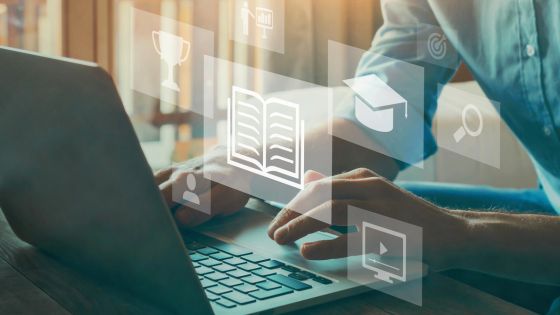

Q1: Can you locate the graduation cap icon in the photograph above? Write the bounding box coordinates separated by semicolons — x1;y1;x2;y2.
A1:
343;74;407;133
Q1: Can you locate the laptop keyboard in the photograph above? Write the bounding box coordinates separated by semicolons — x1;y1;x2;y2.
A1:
185;239;333;310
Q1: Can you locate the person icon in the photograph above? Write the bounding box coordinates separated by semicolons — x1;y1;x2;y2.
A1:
182;173;200;205
241;1;255;36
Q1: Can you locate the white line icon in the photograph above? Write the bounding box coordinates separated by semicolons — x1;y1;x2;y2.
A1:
453;104;484;143
255;7;273;39
362;221;407;284
152;30;191;91
240;1;273;39
343;74;408;133
427;32;447;60
227;86;305;189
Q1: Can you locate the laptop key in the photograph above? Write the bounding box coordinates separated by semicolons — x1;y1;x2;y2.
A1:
212;244;252;257
198;247;219;255
243;275;266;285
195;266;214;275
200;278;218;289
256;281;281;290
312;276;333;285
268;274;312;291
220;278;243;287
253;269;275;277
280;265;300;273
199;258;222;267
223;257;246;266
185;241;206;251
192;262;200;268
249;287;293;300
207;285;233;295
215;298;236;308
260;260;284;269
214;264;235;273
235;284;259;294
222;291;256;305
239;263;261;272
289;272;310;281
242;254;270;263
227;269;251;278
206;272;228;282
298;271;316;278
210;252;233;261
190;253;209;262
205;292;220;301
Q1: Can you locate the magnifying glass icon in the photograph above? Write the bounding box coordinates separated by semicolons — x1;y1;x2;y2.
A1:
453;104;483;143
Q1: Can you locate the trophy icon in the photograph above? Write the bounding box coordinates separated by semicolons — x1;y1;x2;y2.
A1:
152;30;190;92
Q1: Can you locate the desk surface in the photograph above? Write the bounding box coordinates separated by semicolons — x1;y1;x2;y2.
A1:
0;211;535;315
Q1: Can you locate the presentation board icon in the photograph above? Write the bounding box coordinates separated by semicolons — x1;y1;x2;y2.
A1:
255;7;273;39
240;1;273;39
343;74;407;133
362;221;407;284
152;30;191;92
227;86;305;189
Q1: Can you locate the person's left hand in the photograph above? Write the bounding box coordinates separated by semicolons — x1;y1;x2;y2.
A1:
267;168;469;271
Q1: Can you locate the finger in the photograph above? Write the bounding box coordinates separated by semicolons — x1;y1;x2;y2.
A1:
273;195;401;245
174;206;212;228
208;184;250;217
267;170;326;238
154;167;174;185
269;177;392;238
300;234;362;260
272;201;333;244
331;167;378;180
304;170;326;183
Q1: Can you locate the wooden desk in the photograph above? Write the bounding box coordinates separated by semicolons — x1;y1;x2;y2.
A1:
0;211;535;315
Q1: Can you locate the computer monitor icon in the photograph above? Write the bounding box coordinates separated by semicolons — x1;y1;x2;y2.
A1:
255;7;273;39
362;221;407;284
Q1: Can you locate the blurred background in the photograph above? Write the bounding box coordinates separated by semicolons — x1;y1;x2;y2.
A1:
0;0;536;188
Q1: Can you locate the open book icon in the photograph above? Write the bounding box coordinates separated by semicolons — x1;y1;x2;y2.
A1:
227;86;305;189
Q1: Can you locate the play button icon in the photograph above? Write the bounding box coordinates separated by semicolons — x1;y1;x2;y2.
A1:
379;242;388;255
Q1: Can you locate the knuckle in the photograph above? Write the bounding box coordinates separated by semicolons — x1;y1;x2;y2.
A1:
306;180;325;195
354;167;375;178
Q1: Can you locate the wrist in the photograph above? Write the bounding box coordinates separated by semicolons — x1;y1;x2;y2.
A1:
448;211;482;271
436;210;474;270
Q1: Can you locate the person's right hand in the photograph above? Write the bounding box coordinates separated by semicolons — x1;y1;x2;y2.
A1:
155;147;251;228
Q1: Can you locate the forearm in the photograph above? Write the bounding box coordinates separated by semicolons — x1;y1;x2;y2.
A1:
306;118;400;180
457;210;560;285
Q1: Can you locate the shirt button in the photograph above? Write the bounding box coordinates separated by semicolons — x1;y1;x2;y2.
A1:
544;126;552;136
526;44;536;57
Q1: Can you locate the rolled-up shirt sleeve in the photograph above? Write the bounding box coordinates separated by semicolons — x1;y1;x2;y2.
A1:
337;0;461;169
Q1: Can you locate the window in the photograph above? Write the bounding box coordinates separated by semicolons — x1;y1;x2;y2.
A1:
0;0;62;56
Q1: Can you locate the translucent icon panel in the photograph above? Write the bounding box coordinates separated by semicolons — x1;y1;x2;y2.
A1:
435;84;501;168
347;205;423;306
132;8;214;116
171;165;212;215
328;40;427;168
230;0;285;53
203;56;333;223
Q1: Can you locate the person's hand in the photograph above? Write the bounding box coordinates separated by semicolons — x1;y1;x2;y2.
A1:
267;168;469;270
156;147;250;228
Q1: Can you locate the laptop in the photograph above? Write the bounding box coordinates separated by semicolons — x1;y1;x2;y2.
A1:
0;47;425;314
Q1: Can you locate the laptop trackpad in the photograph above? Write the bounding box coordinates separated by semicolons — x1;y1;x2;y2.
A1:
195;207;349;277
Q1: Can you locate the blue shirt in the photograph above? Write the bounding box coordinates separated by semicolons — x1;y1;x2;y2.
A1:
349;0;560;213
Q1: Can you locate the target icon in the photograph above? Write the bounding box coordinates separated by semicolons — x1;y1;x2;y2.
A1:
427;32;447;60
